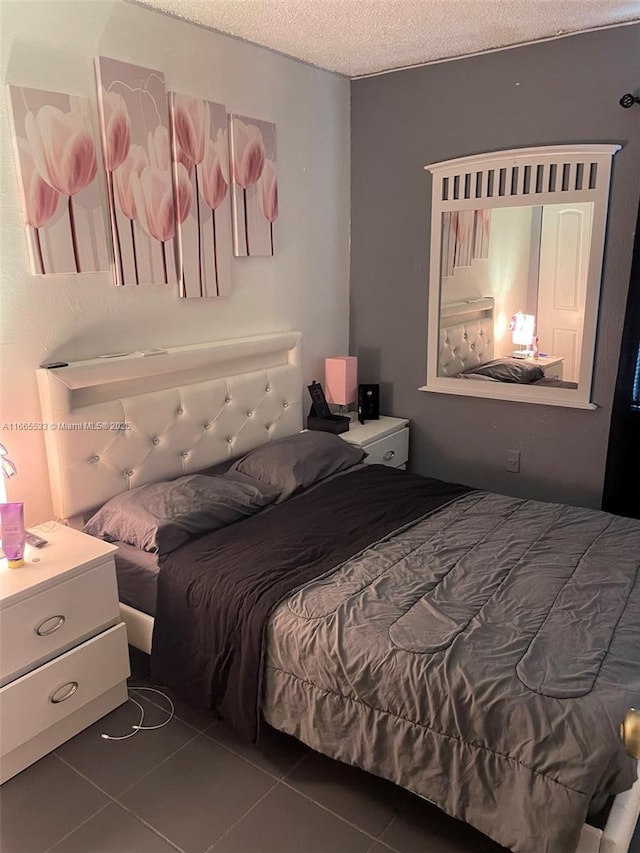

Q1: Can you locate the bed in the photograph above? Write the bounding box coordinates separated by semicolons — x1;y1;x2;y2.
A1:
439;298;579;388
36;332;640;853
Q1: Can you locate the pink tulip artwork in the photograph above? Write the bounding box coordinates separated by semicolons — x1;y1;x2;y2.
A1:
441;209;492;277
229;114;278;257
170;94;232;298
259;158;278;256
95;57;178;287
7;85;109;275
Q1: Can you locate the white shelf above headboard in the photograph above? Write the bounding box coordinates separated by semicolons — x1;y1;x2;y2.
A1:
440;297;494;326
38;332;302;413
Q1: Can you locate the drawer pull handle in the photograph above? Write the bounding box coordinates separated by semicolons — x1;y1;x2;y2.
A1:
50;682;79;704
36;615;66;637
383;450;396;461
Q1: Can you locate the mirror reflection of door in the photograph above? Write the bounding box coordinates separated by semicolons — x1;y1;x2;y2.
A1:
537;203;593;383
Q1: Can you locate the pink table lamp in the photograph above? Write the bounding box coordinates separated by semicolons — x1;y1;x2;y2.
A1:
325;356;357;414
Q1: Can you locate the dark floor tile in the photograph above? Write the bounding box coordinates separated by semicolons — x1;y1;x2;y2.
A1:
210;782;373;853
55;692;196;796
136;684;221;732
285;749;407;837
0;754;108;853
379;793;509;853
630;818;640;853
49;801;180;853
120;733;276;853
366;844;398;853
205;718;308;778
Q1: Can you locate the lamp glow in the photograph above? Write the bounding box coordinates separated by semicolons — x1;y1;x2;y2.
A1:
510;313;535;358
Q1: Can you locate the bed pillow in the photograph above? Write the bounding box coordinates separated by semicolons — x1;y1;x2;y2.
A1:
230;430;366;502
82;473;282;556
460;358;545;384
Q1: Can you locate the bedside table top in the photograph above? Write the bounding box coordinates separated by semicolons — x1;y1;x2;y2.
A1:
341;416;409;447
0;522;117;606
522;354;564;368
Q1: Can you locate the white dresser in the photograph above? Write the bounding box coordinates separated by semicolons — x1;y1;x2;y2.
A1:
0;522;129;783
341;416;410;469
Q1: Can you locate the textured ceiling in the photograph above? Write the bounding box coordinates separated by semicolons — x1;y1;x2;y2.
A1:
132;0;640;77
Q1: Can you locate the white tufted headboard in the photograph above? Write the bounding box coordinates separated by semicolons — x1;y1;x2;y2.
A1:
438;298;494;377
36;332;303;523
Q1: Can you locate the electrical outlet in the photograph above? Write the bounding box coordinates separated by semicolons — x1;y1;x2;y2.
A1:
506;450;521;473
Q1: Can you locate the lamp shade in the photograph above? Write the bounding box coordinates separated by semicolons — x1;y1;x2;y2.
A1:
325;356;357;406
511;313;535;347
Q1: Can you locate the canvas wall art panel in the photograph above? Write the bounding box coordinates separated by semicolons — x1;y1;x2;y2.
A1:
170;93;232;298
95;56;178;287
441;209;491;277
228;114;278;257
7;85;109;275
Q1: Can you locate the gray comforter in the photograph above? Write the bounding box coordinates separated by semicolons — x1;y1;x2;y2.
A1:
264;490;640;853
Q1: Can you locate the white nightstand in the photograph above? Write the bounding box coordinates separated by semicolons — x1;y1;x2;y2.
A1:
523;355;564;379
0;522;130;783
341;416;409;469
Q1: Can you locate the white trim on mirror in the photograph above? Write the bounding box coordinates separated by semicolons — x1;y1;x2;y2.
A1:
421;144;621;409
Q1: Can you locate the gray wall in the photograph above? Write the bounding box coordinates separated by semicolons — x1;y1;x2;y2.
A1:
350;25;640;508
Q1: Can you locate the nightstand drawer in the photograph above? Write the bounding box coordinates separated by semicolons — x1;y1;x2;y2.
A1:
363;427;409;468
0;622;129;757
542;364;563;379
0;559;120;686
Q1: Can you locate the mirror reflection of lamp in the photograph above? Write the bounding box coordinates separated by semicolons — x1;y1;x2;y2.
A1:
510;313;535;358
0;443;17;504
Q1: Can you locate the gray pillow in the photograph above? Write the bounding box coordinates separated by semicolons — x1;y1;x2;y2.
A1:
230;431;366;502
83;473;281;555
460;358;545;384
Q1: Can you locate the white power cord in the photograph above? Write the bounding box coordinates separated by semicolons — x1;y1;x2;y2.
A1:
100;687;175;741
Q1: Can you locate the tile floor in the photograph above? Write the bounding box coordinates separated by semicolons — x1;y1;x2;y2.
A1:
2;649;639;853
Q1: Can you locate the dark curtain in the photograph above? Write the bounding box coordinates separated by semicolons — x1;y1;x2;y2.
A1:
602;201;640;519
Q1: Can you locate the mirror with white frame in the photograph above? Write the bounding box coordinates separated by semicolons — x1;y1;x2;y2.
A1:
421;144;621;409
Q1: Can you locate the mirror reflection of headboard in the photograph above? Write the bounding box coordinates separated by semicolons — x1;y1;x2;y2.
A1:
421;144;621;410
439;298;494;376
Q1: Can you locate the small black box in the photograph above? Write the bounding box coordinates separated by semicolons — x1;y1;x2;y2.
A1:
307;414;350;435
358;383;380;423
